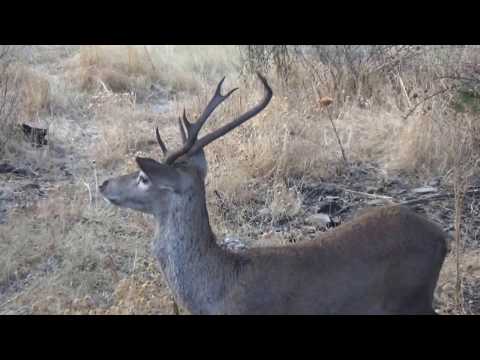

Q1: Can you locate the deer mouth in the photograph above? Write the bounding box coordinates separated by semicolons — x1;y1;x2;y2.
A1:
99;181;120;205
105;197;120;206
100;193;119;206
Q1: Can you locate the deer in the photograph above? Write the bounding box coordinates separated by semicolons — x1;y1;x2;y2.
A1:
99;73;448;315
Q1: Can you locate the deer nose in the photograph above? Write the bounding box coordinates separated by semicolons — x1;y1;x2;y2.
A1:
99;180;109;192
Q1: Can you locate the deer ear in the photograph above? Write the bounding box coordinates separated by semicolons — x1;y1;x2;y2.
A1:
135;157;180;187
135;157;163;175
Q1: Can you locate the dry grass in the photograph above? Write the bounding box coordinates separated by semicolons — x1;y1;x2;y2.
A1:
90;90;151;168
0;183;175;314
387;111;480;178
1;45;480;314
13;64;51;121
64;45;241;96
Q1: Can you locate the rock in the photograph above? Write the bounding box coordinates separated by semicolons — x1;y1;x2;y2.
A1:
317;200;341;214
367;199;387;206
412;186;438;194
258;208;271;217
21;124;48;146
12;168;38;177
0;188;14;201
22;183;40;191
325;196;340;201
0;163;15;174
384;177;402;187
305;213;332;227
321;183;339;196
349;167;368;177
428;177;442;187
331;216;342;226
220;236;247;252
302;226;317;234
391;188;407;195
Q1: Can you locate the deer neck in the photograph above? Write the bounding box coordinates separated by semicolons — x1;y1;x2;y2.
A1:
152;186;236;314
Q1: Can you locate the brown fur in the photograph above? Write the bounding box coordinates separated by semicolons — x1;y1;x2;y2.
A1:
208;206;447;314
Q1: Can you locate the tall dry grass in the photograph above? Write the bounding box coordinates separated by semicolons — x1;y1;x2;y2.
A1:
65;45;241;96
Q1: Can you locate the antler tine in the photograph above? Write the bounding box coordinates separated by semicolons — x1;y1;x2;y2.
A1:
187;72;272;156
182;108;192;135
178;117;187;144
155;127;168;156
182;108;195;141
164;77;238;164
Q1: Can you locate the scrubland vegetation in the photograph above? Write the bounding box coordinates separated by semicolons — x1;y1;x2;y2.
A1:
1;45;479;314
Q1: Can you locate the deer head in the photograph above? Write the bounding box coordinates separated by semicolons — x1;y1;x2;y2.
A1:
99;73;273;216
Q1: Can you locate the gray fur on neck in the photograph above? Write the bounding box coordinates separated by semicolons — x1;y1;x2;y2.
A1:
152;185;236;314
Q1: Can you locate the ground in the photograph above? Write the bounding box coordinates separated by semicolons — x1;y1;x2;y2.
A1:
0;45;479;314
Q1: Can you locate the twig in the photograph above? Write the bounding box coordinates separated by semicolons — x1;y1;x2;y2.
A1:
338;186;394;200
326;108;348;165
333;204;353;217
83;181;93;207
397;73;411;108
96;79;110;93
403;84;458;120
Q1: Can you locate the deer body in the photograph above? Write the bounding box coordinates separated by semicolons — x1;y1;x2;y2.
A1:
100;73;447;315
150;175;446;315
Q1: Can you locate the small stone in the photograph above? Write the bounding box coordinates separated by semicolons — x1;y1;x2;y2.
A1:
302;226;317;233
428;177;442;187
325;196;340;201
0;188;14;201
392;188;407;195
0;163;15;173
22;183;40;191
221;236;247;252
317;200;341;214
322;184;338;195
12;168;37;177
412;186;438;194
331;216;341;225
258;208;271;216
367;199;387;206
305;213;332;227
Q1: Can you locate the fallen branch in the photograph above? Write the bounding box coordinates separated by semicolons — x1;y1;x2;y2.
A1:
337;186;394;200
396;193;454;206
395;188;480;206
332;186;479;215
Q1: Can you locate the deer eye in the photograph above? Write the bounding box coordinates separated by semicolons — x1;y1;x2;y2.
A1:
137;174;149;185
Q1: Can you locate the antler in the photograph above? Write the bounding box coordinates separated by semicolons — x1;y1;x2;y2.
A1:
155;110;189;156
178;116;187;144
156;72;272;165
161;77;239;164
155;127;168;156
